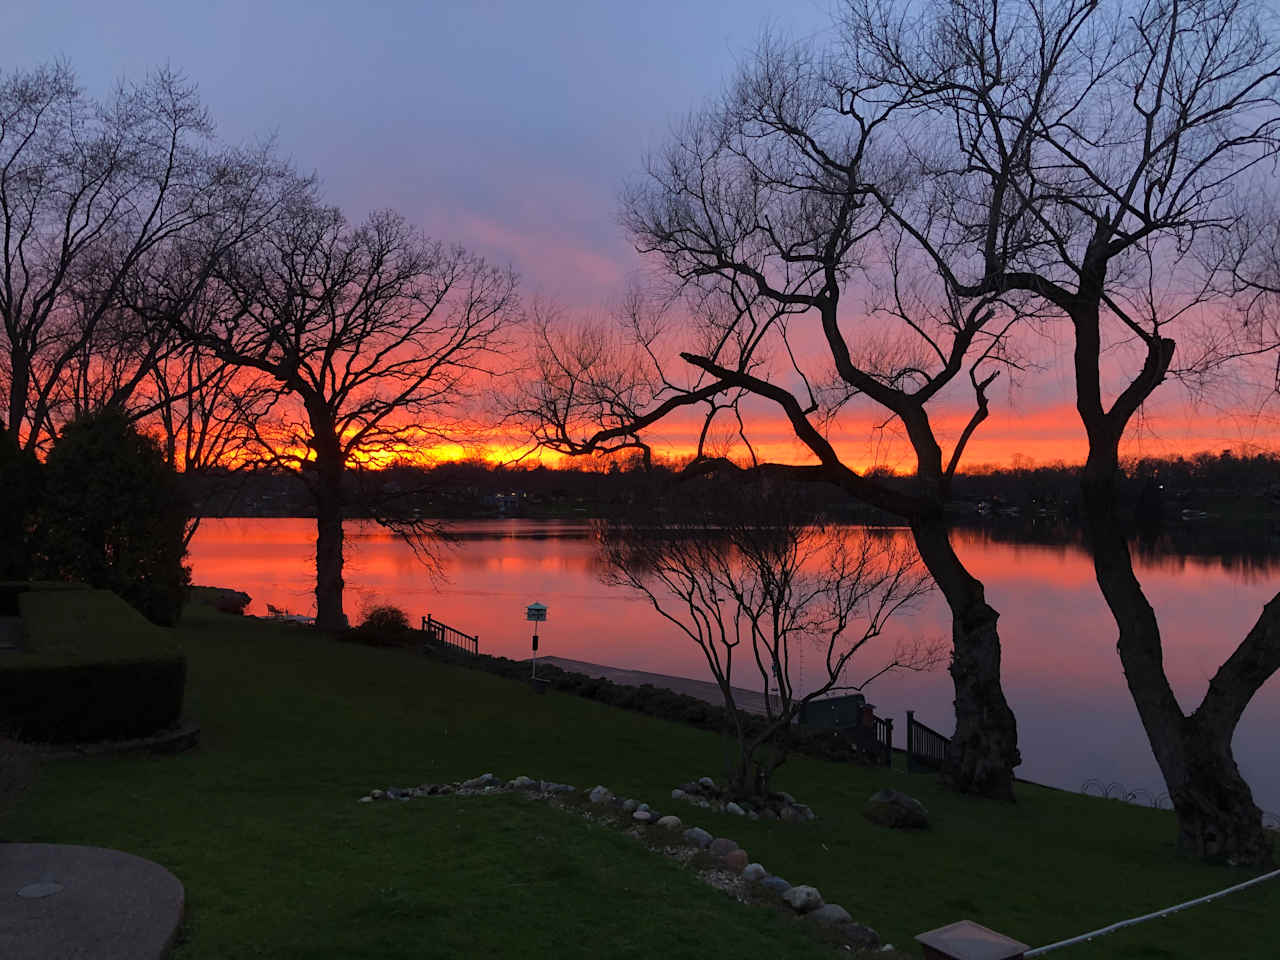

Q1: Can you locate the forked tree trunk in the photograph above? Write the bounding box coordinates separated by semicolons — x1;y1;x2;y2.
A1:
912;517;1021;801
1082;467;1275;866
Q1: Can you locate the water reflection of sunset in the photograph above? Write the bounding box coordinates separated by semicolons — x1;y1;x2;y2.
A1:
187;517;1280;811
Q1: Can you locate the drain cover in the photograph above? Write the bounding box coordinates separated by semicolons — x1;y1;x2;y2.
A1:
17;882;63;899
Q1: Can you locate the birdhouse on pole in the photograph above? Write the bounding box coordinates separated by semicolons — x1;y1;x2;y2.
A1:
526;602;548;622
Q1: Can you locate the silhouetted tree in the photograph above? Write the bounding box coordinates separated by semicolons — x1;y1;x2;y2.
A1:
0;64;268;453
596;482;935;798
174;199;518;630
518;31;1028;798
41;409;190;625
848;0;1280;863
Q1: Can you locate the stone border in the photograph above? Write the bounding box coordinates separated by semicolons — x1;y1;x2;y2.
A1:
670;775;817;822
358;773;892;954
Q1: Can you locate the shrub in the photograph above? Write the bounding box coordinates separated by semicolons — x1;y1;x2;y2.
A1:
40;409;190;625
362;604;410;632
342;604;415;648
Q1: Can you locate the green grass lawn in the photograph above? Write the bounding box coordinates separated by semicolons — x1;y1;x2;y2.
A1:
2;603;1276;958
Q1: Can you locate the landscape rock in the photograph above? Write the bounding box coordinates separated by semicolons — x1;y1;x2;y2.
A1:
541;781;574;793
747;811;760;821
633;810;654;823
862;788;930;829
760;875;792;895
741;863;766;882
655;815;682;830
808;904;852;926
721;849;749;872
777;791;796;805
698;776;716;790
588;785;614;804
708;837;739;857
461;773;498;790
509;776;537;790
838;923;881;951
725;801;745;816
621;798;638;813
637;802;650;812
358;796;373;803
436;785;455;795
671;788;687;801
370;790;385;799
683;827;714;848
782;885;824;914
793;803;816;822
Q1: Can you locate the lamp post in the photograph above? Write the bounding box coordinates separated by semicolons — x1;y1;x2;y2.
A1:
526;602;547;681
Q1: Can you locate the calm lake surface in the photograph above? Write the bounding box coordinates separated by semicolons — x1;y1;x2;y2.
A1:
188;517;1280;811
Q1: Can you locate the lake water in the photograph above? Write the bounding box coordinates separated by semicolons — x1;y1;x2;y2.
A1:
188;517;1280;811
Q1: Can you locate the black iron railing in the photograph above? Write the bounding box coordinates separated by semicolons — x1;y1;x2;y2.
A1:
905;710;950;772
870;714;893;766
421;614;479;656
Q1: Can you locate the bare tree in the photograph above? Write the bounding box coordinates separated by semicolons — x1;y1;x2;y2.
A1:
596;482;935;798
0;64;253;452
175;200;519;630
516;34;1028;799
847;0;1280;864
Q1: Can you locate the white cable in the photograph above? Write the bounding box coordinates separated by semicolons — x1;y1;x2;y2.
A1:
1024;867;1280;956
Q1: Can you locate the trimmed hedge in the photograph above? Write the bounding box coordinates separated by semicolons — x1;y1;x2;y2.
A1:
1;584;187;743
0;655;187;743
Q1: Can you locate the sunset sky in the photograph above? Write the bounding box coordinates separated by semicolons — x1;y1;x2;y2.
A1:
10;0;1279;470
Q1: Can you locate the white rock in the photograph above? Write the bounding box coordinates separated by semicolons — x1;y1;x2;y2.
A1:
633;810;654;823
726;801;745;816
655;815;682;830
358;796;374;803
698;776;716;790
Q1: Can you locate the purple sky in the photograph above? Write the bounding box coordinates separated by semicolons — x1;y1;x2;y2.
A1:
7;0;829;307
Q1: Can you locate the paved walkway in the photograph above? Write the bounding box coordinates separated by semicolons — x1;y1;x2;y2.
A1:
1;843;184;960
535;656;779;715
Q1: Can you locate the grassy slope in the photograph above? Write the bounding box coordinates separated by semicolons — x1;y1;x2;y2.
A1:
2;605;1276;958
15;588;178;663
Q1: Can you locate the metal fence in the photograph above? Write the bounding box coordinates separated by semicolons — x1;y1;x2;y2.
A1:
421;614;479;656
869;714;894;767
905;710;949;772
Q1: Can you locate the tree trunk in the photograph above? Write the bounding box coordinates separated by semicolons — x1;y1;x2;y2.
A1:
1081;466;1274;866
912;517;1021;800
308;413;348;632
313;470;346;632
